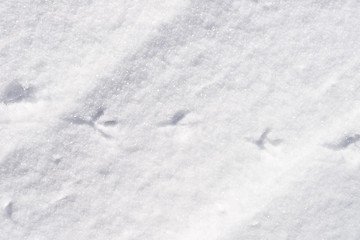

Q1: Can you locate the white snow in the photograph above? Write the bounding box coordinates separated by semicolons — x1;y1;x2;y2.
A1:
1;0;360;239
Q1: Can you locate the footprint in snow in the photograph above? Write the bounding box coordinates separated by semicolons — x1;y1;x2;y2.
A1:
1;81;34;104
64;108;117;139
159;110;190;126
246;128;283;150
323;134;360;151
4;201;13;218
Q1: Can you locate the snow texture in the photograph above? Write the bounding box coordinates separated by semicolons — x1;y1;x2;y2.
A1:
1;0;360;239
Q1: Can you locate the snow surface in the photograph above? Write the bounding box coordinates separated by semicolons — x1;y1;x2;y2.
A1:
1;0;360;239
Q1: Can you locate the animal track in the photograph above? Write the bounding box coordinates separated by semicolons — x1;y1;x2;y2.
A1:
5;201;13;218
170;111;188;125
103;120;118;126
160;110;189;126
91;108;105;122
64;108;117;139
247;128;283;150
52;154;62;164
1;81;34;104
324;134;360;151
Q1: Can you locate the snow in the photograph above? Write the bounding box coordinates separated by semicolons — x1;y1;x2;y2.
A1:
1;0;360;239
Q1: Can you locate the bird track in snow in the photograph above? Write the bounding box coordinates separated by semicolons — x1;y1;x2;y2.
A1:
64;108;117;139
246;128;283;150
158;110;190;127
1;81;35;104
323;134;360;151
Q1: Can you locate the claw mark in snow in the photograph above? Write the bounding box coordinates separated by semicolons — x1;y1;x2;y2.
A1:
170;110;188;125
4;201;13;218
91;108;105;121
103;120;118;126
159;110;189;126
254;128;271;149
